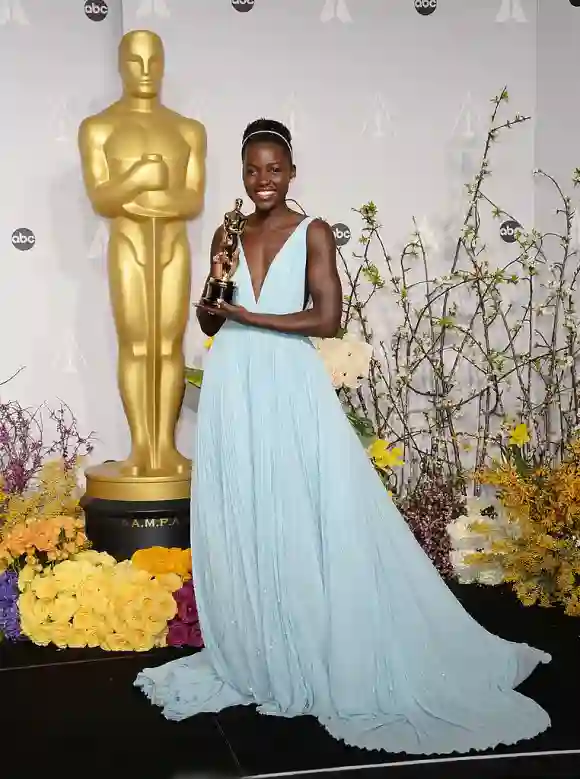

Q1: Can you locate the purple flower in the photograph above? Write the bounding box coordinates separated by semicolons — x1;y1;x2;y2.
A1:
0;398;94;497
0;570;23;641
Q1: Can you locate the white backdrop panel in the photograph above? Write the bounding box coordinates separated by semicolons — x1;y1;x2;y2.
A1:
0;0;127;462
0;0;542;463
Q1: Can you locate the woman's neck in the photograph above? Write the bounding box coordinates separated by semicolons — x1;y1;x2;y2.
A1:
251;203;293;226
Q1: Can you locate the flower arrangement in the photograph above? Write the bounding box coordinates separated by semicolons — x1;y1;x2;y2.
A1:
465;429;580;614
0;458;89;575
17;550;180;651
131;546;203;648
447;496;515;585
0;539;204;650
0;381;94;497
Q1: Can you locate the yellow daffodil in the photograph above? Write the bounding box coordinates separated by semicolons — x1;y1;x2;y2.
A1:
509;423;530;448
367;439;404;471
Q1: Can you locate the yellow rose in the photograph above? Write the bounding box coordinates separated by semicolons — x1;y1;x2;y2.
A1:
104;612;126;635
50;622;72;649
123;629;157;652
18;564;37;591
33;600;52;623
155;594;178;622
31;575;60;600
144;617;170;636
49;594;78;623
103;633;132;652
19;592;51;624
18;589;38;615
51;560;83;589
22;622;52;646
84;629;101;648
112;582;141;604
73;550;116;567
155;572;183;593
72;607;95;631
87;616;109;643
67;628;88;648
82;591;109;616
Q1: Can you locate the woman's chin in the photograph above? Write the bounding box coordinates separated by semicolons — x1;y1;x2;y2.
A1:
253;198;280;213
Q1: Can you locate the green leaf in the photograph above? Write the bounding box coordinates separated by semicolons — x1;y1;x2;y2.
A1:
509;445;533;478
346;412;375;440
185;367;204;388
362;264;384;288
436;316;455;328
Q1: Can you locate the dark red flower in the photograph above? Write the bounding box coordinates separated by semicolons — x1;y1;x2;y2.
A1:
167;620;190;647
167;579;204;648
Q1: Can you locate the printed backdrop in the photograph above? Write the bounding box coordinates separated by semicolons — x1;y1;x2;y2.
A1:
1;0;577;464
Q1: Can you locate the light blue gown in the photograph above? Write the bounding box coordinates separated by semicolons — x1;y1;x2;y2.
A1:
135;216;551;755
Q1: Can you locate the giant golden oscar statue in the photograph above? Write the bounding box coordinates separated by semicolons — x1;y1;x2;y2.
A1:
78;30;206;558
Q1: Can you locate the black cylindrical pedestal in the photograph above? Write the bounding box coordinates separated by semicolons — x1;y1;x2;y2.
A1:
80;496;190;560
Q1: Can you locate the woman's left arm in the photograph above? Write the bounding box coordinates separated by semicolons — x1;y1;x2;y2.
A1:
214;219;342;338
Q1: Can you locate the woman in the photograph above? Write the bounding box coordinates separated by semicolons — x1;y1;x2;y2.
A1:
136;118;551;754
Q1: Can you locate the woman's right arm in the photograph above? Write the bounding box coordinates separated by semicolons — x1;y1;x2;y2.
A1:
196;226;226;337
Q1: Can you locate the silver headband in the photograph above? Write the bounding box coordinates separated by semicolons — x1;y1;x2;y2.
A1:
242;130;293;155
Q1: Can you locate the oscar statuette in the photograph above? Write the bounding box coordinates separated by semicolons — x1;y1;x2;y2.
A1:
77;30;206;559
201;198;247;307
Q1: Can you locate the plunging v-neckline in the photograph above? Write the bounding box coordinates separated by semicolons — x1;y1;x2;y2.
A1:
241;218;307;304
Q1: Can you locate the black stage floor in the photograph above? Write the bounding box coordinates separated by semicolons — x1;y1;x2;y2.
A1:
1;583;579;779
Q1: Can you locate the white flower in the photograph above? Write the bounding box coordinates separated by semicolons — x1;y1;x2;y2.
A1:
313;334;373;389
449;549;480;584
447;494;520;586
477;567;504;586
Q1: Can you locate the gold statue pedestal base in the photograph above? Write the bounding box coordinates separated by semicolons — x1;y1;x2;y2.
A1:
80;461;191;561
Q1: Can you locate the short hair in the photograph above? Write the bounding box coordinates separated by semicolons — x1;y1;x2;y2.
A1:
241;118;293;162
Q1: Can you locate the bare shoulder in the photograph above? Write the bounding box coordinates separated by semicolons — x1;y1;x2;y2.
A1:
306;218;336;249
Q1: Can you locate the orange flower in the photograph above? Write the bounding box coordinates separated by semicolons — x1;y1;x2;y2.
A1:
5;525;32;557
31;519;61;552
131;547;192;580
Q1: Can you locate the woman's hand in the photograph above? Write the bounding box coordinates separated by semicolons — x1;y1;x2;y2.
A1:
196;301;252;325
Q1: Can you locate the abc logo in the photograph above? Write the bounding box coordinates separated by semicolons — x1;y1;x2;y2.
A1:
415;0;437;14
499;220;521;243
84;2;108;21
332;223;351;247
232;0;255;11
12;228;35;251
